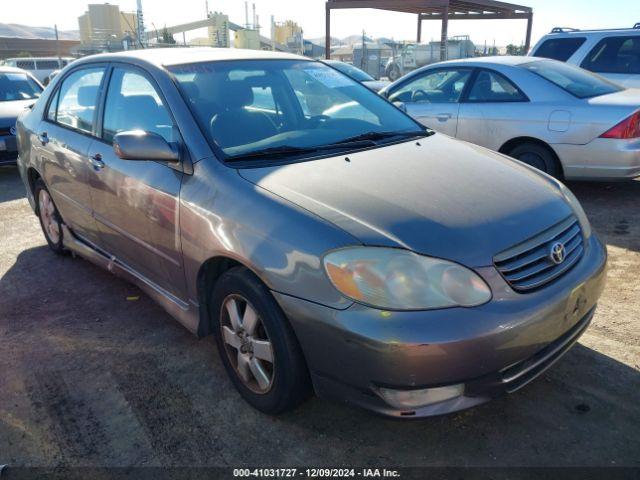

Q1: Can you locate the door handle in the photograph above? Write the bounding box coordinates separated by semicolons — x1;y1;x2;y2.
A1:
38;132;49;145
436;113;453;122
89;153;105;169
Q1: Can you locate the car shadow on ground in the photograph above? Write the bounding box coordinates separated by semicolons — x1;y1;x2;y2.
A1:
568;180;640;253
1;245;639;466
0;166;25;203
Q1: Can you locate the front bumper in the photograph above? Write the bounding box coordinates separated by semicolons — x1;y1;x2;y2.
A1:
274;234;607;418
0;134;18;165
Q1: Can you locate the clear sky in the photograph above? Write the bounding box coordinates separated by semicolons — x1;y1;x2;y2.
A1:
4;0;640;46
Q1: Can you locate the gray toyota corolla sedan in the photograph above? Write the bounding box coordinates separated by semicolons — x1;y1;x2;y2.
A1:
16;48;607;418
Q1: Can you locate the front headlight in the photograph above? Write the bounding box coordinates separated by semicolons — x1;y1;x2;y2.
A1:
323;247;492;311
559;183;592;239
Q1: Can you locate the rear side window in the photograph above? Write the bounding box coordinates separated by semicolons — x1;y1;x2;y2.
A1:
466;70;527;102
534;37;586;61
52;67;105;133
102;67;176;143
522;60;621;99
581;36;640;74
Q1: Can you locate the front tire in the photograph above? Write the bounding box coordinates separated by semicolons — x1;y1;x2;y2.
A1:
508;142;562;179
34;178;66;255
387;64;401;82
210;267;311;414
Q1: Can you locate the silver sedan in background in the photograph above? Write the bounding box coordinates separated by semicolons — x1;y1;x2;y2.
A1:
380;56;640;180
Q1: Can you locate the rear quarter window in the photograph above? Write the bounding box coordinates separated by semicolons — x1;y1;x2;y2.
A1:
533;37;586;61
581;36;640;74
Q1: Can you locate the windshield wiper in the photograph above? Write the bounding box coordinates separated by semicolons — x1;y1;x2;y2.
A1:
226;139;378;162
226;145;320;162
225;130;432;162
331;129;431;145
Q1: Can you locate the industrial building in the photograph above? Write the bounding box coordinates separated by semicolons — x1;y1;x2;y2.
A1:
78;3;138;48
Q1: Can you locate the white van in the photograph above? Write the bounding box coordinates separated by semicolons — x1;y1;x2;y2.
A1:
530;24;640;88
1;57;74;83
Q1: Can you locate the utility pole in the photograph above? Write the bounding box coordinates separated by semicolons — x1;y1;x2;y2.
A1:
361;30;366;71
271;15;276;51
136;0;145;47
54;24;61;67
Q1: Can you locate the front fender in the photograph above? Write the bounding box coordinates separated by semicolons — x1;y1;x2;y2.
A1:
179;158;359;310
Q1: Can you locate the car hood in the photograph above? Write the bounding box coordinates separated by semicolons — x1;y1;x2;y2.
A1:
0;99;35;130
238;135;573;267
362;80;390;92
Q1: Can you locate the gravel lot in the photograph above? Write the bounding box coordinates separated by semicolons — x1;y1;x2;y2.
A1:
0;165;638;468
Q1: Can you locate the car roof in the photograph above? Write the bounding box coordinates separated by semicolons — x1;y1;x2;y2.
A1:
542;27;640;37
4;57;74;61
72;47;309;68
426;56;540;68
0;66;32;73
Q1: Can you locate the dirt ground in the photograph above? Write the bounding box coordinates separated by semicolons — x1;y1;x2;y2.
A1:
0;165;638;468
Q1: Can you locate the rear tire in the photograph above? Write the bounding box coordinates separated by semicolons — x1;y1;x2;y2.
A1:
210;267;312;414
34;178;66;255
507;142;562;179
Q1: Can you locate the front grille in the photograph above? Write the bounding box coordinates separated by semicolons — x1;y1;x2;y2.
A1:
0;127;11;136
494;216;584;292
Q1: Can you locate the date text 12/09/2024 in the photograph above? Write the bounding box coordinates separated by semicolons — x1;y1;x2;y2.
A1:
233;468;401;478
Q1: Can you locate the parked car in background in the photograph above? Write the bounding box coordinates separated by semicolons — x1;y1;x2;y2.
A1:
1;57;74;84
322;59;390;91
381;56;640;180
0;66;42;165
17;48;606;418
530;24;640;88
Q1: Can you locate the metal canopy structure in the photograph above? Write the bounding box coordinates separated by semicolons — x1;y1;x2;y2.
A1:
325;0;533;60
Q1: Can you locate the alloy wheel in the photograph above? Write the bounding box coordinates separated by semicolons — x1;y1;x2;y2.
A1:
220;294;275;394
38;189;60;244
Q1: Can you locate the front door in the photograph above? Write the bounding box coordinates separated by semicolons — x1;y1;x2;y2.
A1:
38;66;107;245
386;67;472;137
87;65;187;299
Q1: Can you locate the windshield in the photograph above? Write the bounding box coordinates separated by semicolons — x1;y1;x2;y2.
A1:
0;72;42;101
169;59;422;162
521;60;622;99
327;61;375;82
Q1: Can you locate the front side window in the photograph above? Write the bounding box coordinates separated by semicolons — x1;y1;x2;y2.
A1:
0;72;42;101
467;70;527;102
533;37;586;61
581;36;640;74
388;69;472;104
102;68;176;143
521;60;622;99
51;67;105;133
169;59;422;161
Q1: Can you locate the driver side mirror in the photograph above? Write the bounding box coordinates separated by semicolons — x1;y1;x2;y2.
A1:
113;130;180;162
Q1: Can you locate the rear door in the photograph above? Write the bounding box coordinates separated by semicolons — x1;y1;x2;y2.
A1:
37;65;106;245
86;64;187;299
386;68;473;137
580;35;640;88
